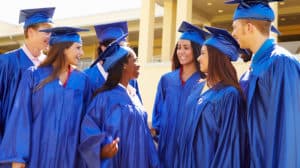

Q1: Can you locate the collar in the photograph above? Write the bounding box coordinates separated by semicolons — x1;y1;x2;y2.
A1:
118;83;127;90
250;38;275;69
21;44;46;66
118;83;137;96
97;62;108;79
179;67;185;85
118;83;144;109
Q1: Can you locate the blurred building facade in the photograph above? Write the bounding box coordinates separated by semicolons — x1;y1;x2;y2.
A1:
1;0;300;118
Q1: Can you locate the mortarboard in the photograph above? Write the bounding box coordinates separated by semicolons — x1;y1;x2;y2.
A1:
102;33;130;71
90;33;129;70
39;26;89;45
94;21;128;43
178;21;210;46
19;7;55;28
225;0;282;34
203;26;244;61
225;0;283;5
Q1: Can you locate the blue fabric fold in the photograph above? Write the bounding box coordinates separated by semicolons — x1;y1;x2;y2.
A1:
0;49;34;163
175;83;248;167
0;66;92;167
152;69;202;167
80;85;159;168
240;39;300;167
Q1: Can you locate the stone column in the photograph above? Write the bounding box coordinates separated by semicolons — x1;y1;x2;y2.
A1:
138;0;155;64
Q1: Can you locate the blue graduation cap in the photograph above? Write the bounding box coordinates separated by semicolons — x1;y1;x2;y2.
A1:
178;21;210;46
19;7;55;28
203;26;244;61
94;21;128;43
225;0;282;34
225;0;283;5
90;33;129;70
102;33;130;71
39;26;89;45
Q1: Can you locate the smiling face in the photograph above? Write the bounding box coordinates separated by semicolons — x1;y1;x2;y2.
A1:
123;50;140;80
176;39;195;67
64;42;84;66
27;23;53;52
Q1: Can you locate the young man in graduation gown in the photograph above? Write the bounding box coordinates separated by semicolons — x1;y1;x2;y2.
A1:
226;0;300;167
0;7;55;161
84;21;142;101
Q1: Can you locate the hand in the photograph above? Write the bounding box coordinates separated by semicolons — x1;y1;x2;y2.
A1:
100;137;120;159
12;162;26;168
150;128;157;137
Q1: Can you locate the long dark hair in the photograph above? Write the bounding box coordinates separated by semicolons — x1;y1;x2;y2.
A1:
93;54;130;97
96;38;115;58
240;49;252;62
172;41;205;77
35;42;73;91
206;45;243;96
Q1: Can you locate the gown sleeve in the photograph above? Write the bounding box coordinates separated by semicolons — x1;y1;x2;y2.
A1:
210;89;248;167
82;77;94;116
0;68;34;164
79;96;108;168
151;78;165;132
264;57;300;167
0;57;9;131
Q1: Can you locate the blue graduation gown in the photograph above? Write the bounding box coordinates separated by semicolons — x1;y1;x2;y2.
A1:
152;69;201;167
0;66;92;168
0;49;34;152
84;65;142;101
175;81;205;147
79;85;159;168
176;83;248;168
239;39;300;167
84;65;106;91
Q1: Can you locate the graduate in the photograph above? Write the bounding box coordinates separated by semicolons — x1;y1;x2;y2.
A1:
0;26;92;168
226;0;300;167
84;21;142;101
0;7;55;151
151;21;208;168
176;26;248;168
79;34;159;168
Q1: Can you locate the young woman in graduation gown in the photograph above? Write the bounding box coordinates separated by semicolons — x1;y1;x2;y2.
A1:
151;21;209;168
84;22;142;102
0;27;92;168
79;36;159;168
175;26;249;168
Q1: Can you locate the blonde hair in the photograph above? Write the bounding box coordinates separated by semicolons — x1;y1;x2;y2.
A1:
240;19;271;36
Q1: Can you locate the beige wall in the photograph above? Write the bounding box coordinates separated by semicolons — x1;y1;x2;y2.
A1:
233;61;251;78
137;62;171;120
82;44;97;59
